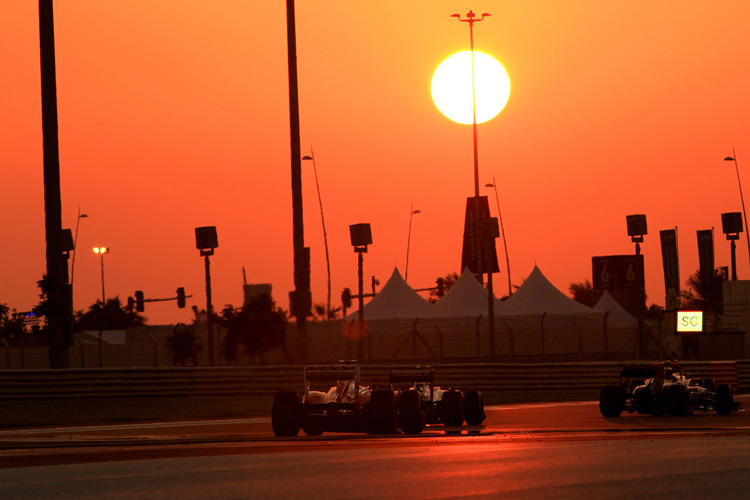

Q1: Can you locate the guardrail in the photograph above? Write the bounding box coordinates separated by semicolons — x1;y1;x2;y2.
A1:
1;361;747;400
1;361;746;426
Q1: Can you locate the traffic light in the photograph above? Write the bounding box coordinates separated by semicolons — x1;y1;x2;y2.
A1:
176;287;186;308
436;277;445;297
127;296;135;312
135;290;145;312
341;288;352;308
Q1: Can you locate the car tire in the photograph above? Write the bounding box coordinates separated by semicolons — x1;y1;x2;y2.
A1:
442;390;464;428
369;389;397;434
272;391;301;437
599;385;624;417
665;384;690;416
302;418;325;436
398;390;425;435
464;390;486;426
715;383;733;415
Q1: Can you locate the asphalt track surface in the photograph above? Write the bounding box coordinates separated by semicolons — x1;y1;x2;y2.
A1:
2;397;750;498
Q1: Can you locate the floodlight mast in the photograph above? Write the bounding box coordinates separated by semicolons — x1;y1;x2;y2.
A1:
451;10;492;198
724;148;750;274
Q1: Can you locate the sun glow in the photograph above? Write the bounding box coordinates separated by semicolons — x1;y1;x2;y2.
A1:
431;51;510;125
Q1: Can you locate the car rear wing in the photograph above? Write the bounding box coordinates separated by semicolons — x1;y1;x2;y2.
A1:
304;364;361;405
305;364;360;382
389;367;435;385
620;362;684;379
389;367;436;401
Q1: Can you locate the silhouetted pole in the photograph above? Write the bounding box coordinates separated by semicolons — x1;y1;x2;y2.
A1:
481;217;499;362
303;150;331;318
195;227;218;365
357;250;365;360
725;149;750;273
204;253;214;366
404;203;421;282
39;0;71;368
286;0;308;360
453;11;490;284
635;240;645;359
69;207;87;293
486;177;512;296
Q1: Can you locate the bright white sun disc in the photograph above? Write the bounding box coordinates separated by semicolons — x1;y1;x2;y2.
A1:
431;51;510;125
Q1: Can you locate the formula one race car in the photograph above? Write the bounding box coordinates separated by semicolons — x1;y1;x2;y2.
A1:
599;362;736;418
271;363;397;436
271;363;487;436
388;367;486;434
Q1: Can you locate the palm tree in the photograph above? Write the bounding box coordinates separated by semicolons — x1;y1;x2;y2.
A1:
568;280;603;308
429;272;460;303
220;294;288;364
681;269;724;316
75;297;146;331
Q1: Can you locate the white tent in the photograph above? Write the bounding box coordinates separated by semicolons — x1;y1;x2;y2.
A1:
501;265;595;315
593;290;637;327
346;267;436;320
432;267;506;318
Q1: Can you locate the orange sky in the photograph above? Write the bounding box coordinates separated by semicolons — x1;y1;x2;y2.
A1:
2;1;750;325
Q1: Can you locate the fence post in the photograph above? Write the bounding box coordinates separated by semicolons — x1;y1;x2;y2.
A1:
475;316;482;356
504;323;515;357
603;311;609;352
1;338;9;369
147;332;158;367
75;335;85;368
435;326;444;361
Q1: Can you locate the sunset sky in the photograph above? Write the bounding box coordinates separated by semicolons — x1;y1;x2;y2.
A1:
2;1;750;325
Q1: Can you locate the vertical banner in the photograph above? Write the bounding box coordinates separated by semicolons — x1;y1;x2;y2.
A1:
697;229;715;281
461;196;500;274
660;229;680;295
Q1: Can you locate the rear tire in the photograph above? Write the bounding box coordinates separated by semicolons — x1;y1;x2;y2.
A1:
464;390;486;426
272;391;301;437
599;385;624;417
398;390;425;435
665;384;690;416
442;390;464;429
715;383;734;415
302;418;325;436
369;390;397;434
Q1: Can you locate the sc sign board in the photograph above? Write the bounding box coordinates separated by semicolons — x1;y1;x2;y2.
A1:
592;255;644;290
676;310;703;333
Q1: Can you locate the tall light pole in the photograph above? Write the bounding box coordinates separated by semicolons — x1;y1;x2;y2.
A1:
485;176;512;296
724;148;750;273
303;149;331;318
451;10;491;198
286;0;309;360
70;207;88;292
453;10;492;287
92;246;109;302
404;203;421;283
350;224;372;362
39;0;71;368
195;226;218;366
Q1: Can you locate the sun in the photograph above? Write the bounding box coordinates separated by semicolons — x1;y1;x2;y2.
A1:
431;51;510;125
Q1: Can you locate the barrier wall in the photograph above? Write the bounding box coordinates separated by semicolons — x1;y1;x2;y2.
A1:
1;360;746;427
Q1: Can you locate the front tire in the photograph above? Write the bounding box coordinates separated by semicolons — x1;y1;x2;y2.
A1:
272;391;301;437
599;385;624;417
